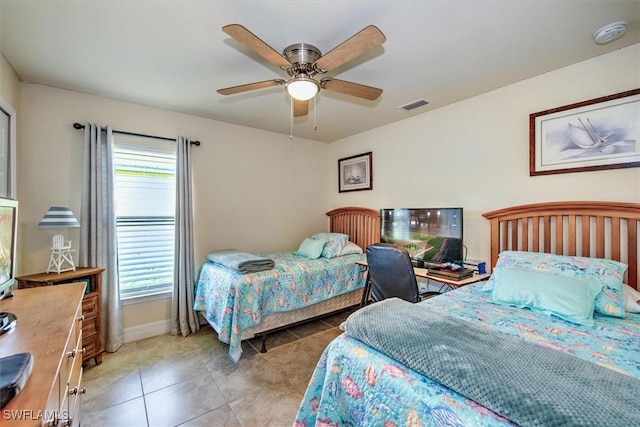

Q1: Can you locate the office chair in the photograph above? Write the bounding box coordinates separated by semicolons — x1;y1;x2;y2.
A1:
362;243;440;306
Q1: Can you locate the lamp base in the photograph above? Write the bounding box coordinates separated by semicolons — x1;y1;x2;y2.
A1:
46;247;76;274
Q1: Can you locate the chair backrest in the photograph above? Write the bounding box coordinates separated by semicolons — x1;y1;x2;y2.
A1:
366;243;420;303
52;234;65;249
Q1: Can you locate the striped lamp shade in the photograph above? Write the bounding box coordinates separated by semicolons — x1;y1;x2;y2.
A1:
38;206;80;228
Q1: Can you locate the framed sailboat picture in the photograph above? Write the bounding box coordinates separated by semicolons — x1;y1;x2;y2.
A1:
338;152;372;192
530;89;640;176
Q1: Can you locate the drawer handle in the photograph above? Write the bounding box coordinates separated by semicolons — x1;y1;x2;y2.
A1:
67;349;76;358
78;315;85;322
69;386;78;395
81;387;87;395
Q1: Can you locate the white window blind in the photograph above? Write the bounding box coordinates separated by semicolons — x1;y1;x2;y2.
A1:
114;136;176;299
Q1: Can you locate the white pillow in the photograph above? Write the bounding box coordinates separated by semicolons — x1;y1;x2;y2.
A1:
623;284;640;313
339;241;364;256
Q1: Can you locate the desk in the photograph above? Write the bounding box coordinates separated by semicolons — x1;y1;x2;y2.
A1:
356;260;490;306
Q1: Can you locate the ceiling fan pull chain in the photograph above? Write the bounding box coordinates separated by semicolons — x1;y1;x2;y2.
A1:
290;97;294;140
313;97;318;131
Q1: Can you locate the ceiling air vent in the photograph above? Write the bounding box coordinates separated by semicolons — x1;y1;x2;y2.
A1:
399;99;429;111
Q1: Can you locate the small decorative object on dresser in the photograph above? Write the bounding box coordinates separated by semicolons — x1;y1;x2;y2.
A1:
38;206;81;273
16;267;104;365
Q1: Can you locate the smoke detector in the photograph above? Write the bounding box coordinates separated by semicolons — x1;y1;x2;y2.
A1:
593;21;627;44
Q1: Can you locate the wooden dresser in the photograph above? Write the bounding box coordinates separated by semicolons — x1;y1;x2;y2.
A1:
0;283;85;426
16;268;104;365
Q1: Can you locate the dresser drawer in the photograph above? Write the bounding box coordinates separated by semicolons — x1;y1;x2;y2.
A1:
83;315;99;337
82;294;99;318
65;353;84;427
82;333;98;357
60;330;83;400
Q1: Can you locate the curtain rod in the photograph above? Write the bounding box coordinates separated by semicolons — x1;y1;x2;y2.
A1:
72;123;201;146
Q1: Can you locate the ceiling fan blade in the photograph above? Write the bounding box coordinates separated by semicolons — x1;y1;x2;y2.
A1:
222;24;291;68
217;79;284;95
321;78;383;101
293;99;309;117
314;25;386;72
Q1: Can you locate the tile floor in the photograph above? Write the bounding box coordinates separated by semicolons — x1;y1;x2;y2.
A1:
81;308;356;427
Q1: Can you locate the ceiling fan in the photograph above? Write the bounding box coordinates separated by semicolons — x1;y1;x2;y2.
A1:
217;24;386;117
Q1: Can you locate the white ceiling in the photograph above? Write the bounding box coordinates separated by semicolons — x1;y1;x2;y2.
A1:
1;1;638;143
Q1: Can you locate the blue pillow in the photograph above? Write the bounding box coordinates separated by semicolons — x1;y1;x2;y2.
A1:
481;251;627;318
490;267;603;326
311;232;349;259
294;238;325;259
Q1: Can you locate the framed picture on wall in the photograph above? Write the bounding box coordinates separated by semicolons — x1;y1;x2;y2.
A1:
0;97;17;199
530;88;640;176
338;152;372;193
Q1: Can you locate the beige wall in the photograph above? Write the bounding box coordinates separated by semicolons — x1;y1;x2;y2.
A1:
328;43;640;267
18;84;329;329
0;53;20;112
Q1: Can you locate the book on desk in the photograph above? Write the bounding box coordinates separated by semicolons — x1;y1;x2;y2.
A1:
426;267;474;280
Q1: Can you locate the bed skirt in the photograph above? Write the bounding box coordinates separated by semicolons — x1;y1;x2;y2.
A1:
201;289;362;343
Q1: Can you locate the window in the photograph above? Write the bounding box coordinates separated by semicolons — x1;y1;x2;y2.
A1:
114;135;176;299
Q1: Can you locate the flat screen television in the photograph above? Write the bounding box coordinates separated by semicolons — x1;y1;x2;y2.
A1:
0;197;18;301
380;207;463;266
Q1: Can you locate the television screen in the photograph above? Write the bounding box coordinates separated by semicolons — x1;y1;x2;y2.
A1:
0;197;18;298
380;207;463;266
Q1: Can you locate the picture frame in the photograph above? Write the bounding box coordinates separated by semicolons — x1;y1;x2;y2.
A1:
0;96;16;199
530;88;640;176
338;152;372;193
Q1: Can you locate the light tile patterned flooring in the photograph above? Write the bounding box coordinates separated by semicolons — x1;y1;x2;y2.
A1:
81;308;356;427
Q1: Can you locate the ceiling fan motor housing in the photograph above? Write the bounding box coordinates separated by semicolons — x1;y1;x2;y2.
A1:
283;43;322;76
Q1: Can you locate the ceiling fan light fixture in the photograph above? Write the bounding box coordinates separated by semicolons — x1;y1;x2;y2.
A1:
286;75;320;101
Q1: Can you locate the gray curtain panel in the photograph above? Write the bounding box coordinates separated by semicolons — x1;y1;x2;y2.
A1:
79;123;124;353
171;136;199;337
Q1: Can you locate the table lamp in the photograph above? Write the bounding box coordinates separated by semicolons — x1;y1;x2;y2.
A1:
38;206;80;273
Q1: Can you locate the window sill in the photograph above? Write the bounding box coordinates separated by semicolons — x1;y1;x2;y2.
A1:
121;290;172;306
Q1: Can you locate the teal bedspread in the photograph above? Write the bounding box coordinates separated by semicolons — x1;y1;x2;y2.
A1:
194;252;366;362
342;298;640;426
295;283;640;426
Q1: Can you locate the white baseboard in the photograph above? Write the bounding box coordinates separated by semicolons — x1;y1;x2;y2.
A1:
124;319;171;343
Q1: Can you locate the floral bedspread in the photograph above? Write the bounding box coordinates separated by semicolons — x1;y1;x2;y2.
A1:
194;252;366;362
294;283;640;426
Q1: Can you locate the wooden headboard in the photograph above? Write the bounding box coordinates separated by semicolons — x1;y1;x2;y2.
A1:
327;207;380;251
483;201;640;291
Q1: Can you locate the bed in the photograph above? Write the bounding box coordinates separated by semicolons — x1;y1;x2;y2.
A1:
294;201;640;426
194;207;380;362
